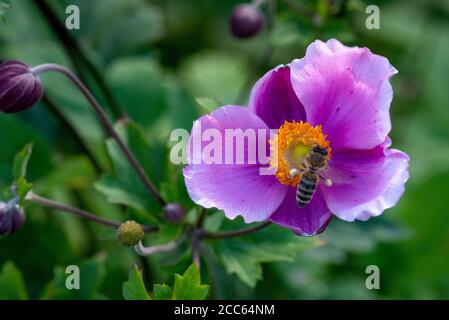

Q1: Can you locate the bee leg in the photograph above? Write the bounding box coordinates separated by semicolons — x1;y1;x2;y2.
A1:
289;168;300;178
318;174;333;187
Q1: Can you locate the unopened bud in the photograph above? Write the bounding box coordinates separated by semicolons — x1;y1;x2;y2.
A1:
163;203;185;223
117;220;144;247
230;4;264;39
0;201;25;236
0;61;43;113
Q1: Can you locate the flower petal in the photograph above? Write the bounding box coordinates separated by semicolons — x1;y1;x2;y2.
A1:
290;39;397;151
323;139;410;221
270;187;332;236
249;65;305;129
183;105;287;223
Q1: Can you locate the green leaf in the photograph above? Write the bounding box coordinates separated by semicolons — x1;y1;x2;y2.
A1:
34;156;96;193
270;21;304;47
41;254;107;300
123;265;151;300
107;58;168;126
12;143;33;181
0;262;28;300
95;120;166;224
3;41;111;170
172;264;209;300
75;0;164;61
0;116;52;188
149;264;209;300
153;284;173;300
212;223;320;287
15;176;33;206
195;97;222;114
180;52;249;104
0;1;10;22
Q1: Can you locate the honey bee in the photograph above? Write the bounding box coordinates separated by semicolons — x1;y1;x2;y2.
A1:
289;144;332;208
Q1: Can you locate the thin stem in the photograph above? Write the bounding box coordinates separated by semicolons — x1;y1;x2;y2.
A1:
191;207;208;269
267;0;277;30
31;64;166;207
27;193;158;233
191;228;203;268
281;0;313;17
204;221;271;239
134;237;184;256
196;207;207;228
33;0;123;118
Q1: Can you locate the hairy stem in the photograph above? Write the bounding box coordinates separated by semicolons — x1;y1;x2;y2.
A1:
203;221;271;239
33;0;122;118
27;193;158;232
191;207;208;268
31;63;166;207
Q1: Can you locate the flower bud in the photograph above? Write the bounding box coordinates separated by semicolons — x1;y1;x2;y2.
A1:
0;60;43;113
230;4;264;39
117;220;144;247
163;203;185;224
0;201;25;236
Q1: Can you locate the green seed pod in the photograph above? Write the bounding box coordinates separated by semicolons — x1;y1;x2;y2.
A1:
116;220;144;247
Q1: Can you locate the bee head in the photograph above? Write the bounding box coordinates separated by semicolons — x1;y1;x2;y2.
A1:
312;145;328;156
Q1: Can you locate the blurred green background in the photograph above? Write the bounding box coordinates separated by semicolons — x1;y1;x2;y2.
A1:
0;0;448;299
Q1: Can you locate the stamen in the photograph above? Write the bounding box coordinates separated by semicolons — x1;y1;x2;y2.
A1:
289;168;300;178
269;121;331;186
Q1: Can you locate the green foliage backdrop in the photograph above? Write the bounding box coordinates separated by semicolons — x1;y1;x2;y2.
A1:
0;0;448;299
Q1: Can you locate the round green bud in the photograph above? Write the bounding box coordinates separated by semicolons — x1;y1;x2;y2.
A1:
117;220;144;247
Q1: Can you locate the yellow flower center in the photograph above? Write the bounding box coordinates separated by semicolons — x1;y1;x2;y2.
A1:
269;121;331;187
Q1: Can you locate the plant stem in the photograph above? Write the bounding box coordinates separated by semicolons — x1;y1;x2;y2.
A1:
134;237;184;256
27;193;158;232
196;207;207;229
203;221;271;239
191;228;203;268
33;0;122;118
191;207;208;268
31;63;166;207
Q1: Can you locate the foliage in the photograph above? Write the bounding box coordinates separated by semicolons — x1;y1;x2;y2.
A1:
123;265;151;300
0;262;28;299
0;0;448;300
124;264;209;300
211;223;320;287
0;1;10;22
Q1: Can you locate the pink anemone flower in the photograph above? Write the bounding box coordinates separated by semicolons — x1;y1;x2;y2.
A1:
183;39;410;236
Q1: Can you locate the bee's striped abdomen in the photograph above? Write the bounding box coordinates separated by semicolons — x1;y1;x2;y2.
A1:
296;173;317;208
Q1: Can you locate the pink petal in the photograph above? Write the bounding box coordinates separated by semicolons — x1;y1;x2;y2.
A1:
270;187;333;236
249;65;305;129
290;39;398;151
323;139;410;221
183;106;287;223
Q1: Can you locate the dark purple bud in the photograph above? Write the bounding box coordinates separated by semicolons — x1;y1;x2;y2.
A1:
0;201;25;236
0;60;43;113
163;203;185;223
230;4;264;39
